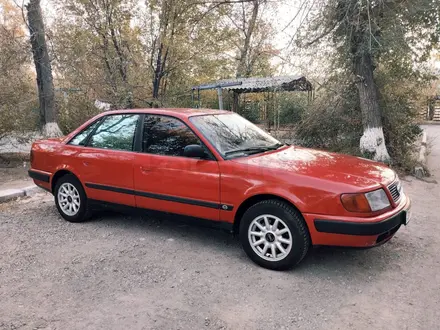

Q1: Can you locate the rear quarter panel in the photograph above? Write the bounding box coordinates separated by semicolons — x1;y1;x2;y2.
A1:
32;139;136;207
31;140;82;191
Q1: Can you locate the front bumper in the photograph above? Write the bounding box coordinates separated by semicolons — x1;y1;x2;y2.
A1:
303;195;411;247
314;211;406;236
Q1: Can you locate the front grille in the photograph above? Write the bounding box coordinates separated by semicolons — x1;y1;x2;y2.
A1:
388;181;401;203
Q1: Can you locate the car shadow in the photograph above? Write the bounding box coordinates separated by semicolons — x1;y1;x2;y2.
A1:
91;209;401;277
92;209;241;248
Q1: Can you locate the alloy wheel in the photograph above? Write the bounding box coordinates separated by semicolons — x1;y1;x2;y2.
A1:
248;214;293;262
57;182;81;216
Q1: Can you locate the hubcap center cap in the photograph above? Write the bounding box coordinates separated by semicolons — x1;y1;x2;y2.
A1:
67;196;73;203
265;232;275;243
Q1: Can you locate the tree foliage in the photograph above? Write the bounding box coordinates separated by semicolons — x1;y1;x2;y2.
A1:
0;0;38;140
294;0;439;165
52;0;144;108
50;0;274;110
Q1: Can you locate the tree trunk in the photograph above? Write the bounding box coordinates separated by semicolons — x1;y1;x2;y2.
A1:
354;53;390;162
236;0;259;78
152;42;163;101
151;0;176;104
26;0;62;137
108;17;132;109
232;92;239;112
231;1;259;113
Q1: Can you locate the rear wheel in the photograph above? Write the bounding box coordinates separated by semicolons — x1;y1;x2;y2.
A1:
239;199;310;270
54;174;91;222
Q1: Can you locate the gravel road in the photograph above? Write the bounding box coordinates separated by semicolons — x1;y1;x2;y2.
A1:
1;128;440;330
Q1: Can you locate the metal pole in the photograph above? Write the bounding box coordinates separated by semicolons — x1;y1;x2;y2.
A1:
217;87;223;110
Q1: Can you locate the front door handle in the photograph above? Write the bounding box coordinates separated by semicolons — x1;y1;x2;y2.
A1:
83;161;90;166
140;166;151;173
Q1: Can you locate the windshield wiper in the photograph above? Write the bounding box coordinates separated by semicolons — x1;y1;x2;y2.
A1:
224;143;285;157
270;142;286;149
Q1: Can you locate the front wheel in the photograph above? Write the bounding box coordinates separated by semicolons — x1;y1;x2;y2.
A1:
239;199;310;270
54;174;91;223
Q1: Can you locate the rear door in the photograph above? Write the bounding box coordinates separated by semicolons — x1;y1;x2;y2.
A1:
75;114;140;207
133;115;221;220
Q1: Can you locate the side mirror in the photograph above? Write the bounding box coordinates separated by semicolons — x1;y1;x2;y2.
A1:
183;144;206;159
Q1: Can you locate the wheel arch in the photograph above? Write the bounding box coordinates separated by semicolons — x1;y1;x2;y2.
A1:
233;194;305;234
51;169;81;193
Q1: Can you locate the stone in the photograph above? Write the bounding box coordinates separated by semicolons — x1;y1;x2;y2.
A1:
23;185;41;196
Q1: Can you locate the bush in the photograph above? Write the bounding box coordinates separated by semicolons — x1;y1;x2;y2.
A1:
293;71;425;173
378;70;424;171
0;103;39;139
57;95;102;134
239;101;261;123
277;93;308;125
234;93;308;126
295;83;363;155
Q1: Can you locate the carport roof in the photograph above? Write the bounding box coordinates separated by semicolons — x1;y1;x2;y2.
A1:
193;75;313;94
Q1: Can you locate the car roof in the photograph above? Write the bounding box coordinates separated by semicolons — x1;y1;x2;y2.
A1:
100;108;231;119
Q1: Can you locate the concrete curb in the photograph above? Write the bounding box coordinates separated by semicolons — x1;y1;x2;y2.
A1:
0;184;43;203
415;131;428;178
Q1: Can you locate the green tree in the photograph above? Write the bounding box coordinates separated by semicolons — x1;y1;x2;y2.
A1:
296;0;439;162
52;0;144;109
221;0;277;111
51;0;254;109
0;0;38;140
27;0;63;136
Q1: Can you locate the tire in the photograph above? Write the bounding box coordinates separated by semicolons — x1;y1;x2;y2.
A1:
239;199;310;270
54;174;91;223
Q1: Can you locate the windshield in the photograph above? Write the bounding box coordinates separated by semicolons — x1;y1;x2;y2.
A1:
190;113;282;158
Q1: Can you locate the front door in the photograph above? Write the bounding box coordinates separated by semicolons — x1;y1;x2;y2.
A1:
133;115;221;220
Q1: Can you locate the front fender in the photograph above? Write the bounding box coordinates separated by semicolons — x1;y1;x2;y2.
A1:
218;185;307;224
241;185;307;212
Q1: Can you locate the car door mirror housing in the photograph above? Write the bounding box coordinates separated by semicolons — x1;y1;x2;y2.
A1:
183;145;206;159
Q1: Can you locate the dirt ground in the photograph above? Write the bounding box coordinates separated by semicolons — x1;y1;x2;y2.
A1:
0;166;30;184
0;155;30;185
0;126;440;330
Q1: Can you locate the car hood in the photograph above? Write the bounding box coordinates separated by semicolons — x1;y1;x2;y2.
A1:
231;146;396;190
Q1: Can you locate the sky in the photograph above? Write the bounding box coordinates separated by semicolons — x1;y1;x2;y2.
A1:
250;0;318;75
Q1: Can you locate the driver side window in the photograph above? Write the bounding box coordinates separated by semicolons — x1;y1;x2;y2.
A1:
142;115;203;157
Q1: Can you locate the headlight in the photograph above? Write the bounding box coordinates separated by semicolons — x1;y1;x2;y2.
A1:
341;189;391;213
364;189;391;211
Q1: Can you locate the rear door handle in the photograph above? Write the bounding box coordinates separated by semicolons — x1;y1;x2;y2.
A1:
83;161;90;166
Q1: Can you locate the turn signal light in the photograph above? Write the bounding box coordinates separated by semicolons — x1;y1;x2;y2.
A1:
341;193;372;213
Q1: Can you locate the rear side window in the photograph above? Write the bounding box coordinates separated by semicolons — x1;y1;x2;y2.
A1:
88;114;139;151
69;120;101;146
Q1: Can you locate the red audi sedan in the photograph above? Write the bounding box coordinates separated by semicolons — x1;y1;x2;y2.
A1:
28;108;411;270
